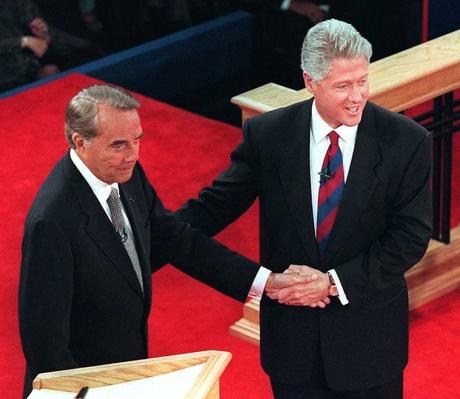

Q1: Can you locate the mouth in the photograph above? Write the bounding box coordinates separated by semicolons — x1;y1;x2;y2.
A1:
346;105;360;114
118;166;135;172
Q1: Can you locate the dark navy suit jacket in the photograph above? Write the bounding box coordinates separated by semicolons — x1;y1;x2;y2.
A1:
177;99;432;390
19;153;259;397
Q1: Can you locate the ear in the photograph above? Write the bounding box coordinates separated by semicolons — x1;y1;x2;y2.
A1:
303;72;316;95
72;132;86;152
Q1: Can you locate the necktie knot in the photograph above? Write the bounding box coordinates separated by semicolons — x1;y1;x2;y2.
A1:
110;187;118;197
328;131;339;146
107;188;123;232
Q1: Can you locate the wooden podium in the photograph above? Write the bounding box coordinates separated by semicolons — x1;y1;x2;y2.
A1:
32;350;231;399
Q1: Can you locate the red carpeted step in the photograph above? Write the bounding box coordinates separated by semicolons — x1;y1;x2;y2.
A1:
0;74;458;398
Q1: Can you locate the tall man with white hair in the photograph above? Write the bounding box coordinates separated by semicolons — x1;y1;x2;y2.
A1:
176;19;432;398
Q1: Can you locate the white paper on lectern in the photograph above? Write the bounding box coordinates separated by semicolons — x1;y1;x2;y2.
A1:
86;364;205;398
27;390;74;399
28;364;205;399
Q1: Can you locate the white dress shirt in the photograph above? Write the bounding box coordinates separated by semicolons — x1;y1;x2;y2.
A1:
70;149;270;299
237;100;359;303
70;149;135;237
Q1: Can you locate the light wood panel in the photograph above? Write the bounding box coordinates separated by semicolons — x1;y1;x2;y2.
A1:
232;29;460;123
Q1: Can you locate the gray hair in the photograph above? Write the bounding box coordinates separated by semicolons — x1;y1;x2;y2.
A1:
300;19;373;81
65;84;140;148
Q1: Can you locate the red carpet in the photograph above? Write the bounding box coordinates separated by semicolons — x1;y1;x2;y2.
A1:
0;74;459;398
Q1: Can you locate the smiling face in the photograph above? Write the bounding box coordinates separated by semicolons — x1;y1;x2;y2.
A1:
304;56;369;128
73;103;143;184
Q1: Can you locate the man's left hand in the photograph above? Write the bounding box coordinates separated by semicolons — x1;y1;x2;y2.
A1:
264;271;318;293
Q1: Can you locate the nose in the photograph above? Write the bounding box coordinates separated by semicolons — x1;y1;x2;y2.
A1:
124;142;139;163
348;84;363;103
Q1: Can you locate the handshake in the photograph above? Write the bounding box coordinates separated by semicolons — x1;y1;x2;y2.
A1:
264;265;333;308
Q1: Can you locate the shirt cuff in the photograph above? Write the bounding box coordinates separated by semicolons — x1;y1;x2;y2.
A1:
328;269;349;305
248;266;271;299
280;0;291;10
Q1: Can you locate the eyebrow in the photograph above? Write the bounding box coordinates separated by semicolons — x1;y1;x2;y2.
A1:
333;74;368;85
111;131;144;146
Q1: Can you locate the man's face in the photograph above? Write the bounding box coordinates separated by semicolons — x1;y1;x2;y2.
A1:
304;56;369;128
74;103;143;184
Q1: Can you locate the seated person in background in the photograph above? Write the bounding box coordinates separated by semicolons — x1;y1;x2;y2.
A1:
78;0;194;51
0;0;65;91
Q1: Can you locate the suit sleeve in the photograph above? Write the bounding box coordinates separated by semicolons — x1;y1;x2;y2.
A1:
19;218;78;379
175;121;259;236
335;132;433;305
147;181;260;303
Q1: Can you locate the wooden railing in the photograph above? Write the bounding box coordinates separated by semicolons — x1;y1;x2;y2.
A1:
232;29;460;122
228;29;460;345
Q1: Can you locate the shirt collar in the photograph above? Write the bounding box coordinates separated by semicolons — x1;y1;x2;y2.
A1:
310;100;358;144
70;149;119;203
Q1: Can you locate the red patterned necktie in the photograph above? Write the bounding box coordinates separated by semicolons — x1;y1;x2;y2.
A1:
316;131;344;255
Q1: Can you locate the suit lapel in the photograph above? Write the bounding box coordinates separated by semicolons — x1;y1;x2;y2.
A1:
323;104;382;264
276;100;320;264
63;155;145;301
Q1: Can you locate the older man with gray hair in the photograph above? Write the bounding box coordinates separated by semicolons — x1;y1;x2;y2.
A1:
176;19;432;398
18;84;308;398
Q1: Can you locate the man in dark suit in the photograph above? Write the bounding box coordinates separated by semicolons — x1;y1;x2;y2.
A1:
176;19;432;398
18;84;306;398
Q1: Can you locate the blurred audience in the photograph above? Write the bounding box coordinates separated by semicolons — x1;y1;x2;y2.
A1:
236;1;328;88
1;0;423;94
73;0;195;51
1;0;104;92
233;0;423;88
329;0;422;60
1;0;65;91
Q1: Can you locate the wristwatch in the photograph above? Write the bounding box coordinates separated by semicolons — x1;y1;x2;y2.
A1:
327;271;339;297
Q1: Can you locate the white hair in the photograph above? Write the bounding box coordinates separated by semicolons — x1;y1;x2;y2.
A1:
64;85;140;148
301;19;373;81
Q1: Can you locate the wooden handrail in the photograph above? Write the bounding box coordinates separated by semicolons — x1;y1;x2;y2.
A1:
232;29;460;123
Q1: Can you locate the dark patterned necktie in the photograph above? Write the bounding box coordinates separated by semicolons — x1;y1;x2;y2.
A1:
316;131;344;255
107;187;144;291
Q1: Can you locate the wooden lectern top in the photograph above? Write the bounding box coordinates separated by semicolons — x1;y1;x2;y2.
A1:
32;350;231;399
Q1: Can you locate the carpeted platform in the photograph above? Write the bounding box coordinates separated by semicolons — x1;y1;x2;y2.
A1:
0;73;458;398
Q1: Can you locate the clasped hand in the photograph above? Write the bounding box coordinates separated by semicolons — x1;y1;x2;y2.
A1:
265;265;331;308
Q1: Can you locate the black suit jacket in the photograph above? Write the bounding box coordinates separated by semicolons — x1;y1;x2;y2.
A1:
176;99;432;390
19;153;259;396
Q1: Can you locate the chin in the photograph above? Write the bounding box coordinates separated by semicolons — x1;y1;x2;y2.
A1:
111;171;131;184
343;116;363;127
117;176;132;184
